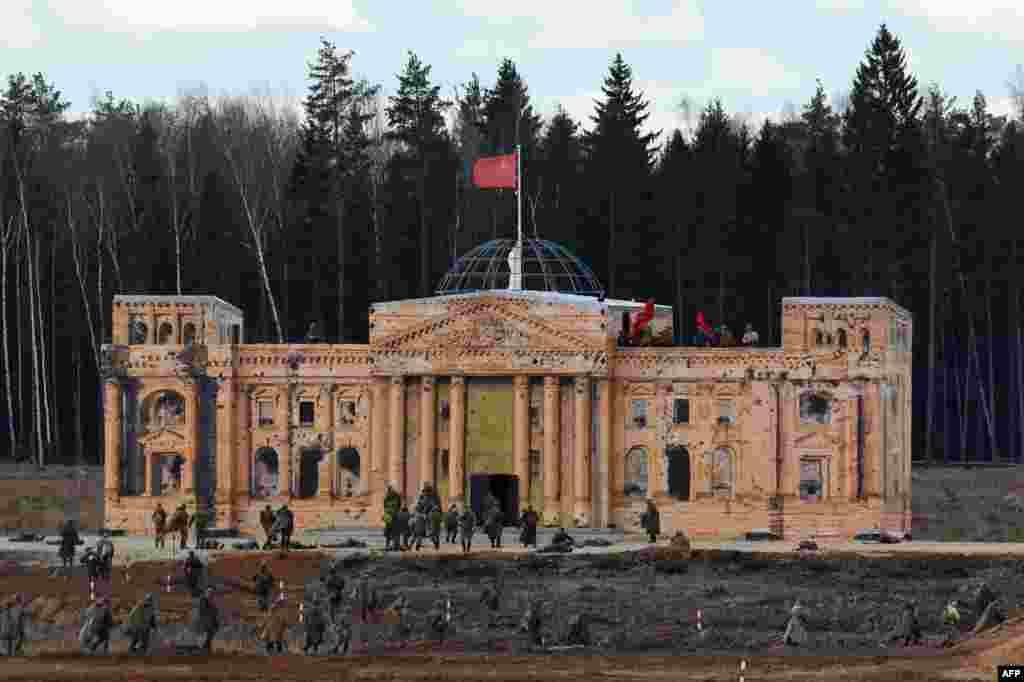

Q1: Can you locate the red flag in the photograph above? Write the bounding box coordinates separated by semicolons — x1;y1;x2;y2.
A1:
696;312;712;335
630;299;655;339
472;153;517;189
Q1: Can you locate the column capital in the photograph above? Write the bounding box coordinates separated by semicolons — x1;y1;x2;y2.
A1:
543;375;559;390
390;375;405;387
422;376;435;391
574;375;591;392
513;374;529;388
450;375;465;387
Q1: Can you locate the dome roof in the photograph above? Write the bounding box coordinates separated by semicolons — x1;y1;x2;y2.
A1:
436;239;605;297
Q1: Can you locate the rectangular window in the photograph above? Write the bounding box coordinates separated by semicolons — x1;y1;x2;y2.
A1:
718;399;736;424
529;450;541;481
631;399;648;428
338;400;356;427
673;398;689;424
299;401;315;426
800;459;825;501
257;400;274;427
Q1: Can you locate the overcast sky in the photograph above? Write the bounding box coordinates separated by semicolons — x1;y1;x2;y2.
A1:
2;1;1022;146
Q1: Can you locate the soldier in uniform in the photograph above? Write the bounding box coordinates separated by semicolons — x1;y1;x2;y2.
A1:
59;520;80;578
192;587;221;653
428;505;443;550
272;505;295;552
565;612;591;646
428;596;454;644
303;595;328;655
125;593;158;654
383;485;402;550
942;599;961;646
445;504;460;544
520;596;544;647
896;600;923;646
0;593;29;656
81;547;103;583
783;601;808;646
351;573;379;624
323;560;347;622
189;507;211;549
640;499;660;543
80;596;114;655
485;509;503;549
184;551;204;597
152;503;167;549
459;506;477;553
260;594;289;655
519;506;539;548
395;505;413;551
96;532;115;580
254;560;275;612
410;510;428;551
170;504;190;550
260;505;276;549
480;577;503;628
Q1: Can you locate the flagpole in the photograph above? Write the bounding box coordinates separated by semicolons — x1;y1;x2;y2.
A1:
516;144;523;245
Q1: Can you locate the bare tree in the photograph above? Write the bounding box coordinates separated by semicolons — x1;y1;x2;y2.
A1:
213;96;288;342
0;211;15;458
1008;65;1024;121
366;92;395;302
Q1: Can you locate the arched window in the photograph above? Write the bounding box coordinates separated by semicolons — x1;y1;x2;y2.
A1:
338;447;360;496
623;446;648;497
253;448;279;498
707;448;734;497
837;329;847;349
182;322;197;346
146;391;185;428
129;319;148;344
666;447;690;500
800;393;832;425
297;448;322;498
862;330;871;353
158;322;174;344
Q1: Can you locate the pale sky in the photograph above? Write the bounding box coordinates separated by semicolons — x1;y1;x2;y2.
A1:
2;1;1021;145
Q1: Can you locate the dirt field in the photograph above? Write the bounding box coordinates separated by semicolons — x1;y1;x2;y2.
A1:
0;545;1022;681
911;465;1024;541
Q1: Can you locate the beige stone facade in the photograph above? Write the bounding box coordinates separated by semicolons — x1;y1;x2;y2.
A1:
100;291;913;541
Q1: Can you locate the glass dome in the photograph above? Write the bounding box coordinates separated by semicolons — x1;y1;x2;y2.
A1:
436;239;605;297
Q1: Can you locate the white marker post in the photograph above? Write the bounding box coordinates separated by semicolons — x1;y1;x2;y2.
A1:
89;580;95;602
166;575;172;594
739;659;747;682
696;609;703;633
299;602;304;624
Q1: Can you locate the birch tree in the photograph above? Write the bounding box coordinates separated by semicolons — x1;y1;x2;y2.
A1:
213;96;286;342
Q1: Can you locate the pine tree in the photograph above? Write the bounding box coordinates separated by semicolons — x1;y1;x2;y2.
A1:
655;129;693;342
453;74;486;250
537;105;582;245
583;53;660;296
386;51;451;296
842;24;924;295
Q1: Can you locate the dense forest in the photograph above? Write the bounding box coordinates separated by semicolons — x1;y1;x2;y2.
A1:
1;24;1023;468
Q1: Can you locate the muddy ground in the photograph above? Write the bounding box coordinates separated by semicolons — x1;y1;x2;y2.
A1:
0;546;1021;680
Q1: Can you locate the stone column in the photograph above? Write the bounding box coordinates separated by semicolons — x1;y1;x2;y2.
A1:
597;378;612;529
513;375;530;505
573;376;591;522
419;377;436;492
372;376;387;503
144;449;154;496
278;385;291;498
780;383;798;498
542;376;560;523
448;376;466;506
388;376;405;494
103;380;122;501
215;380;236;506
183;383;200;496
319;385;335;498
237;387;252;500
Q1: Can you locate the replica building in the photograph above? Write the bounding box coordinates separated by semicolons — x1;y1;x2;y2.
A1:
100;239;913;541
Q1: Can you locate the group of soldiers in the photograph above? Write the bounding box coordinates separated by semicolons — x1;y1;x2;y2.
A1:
381;484;543;554
151;502;295;553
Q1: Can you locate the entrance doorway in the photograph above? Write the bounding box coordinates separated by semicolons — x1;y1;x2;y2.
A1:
469;474;519;525
297;449;323;498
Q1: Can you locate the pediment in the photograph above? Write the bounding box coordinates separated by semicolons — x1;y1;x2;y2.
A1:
373;300;600;354
138;428;186;452
793;430;839;450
